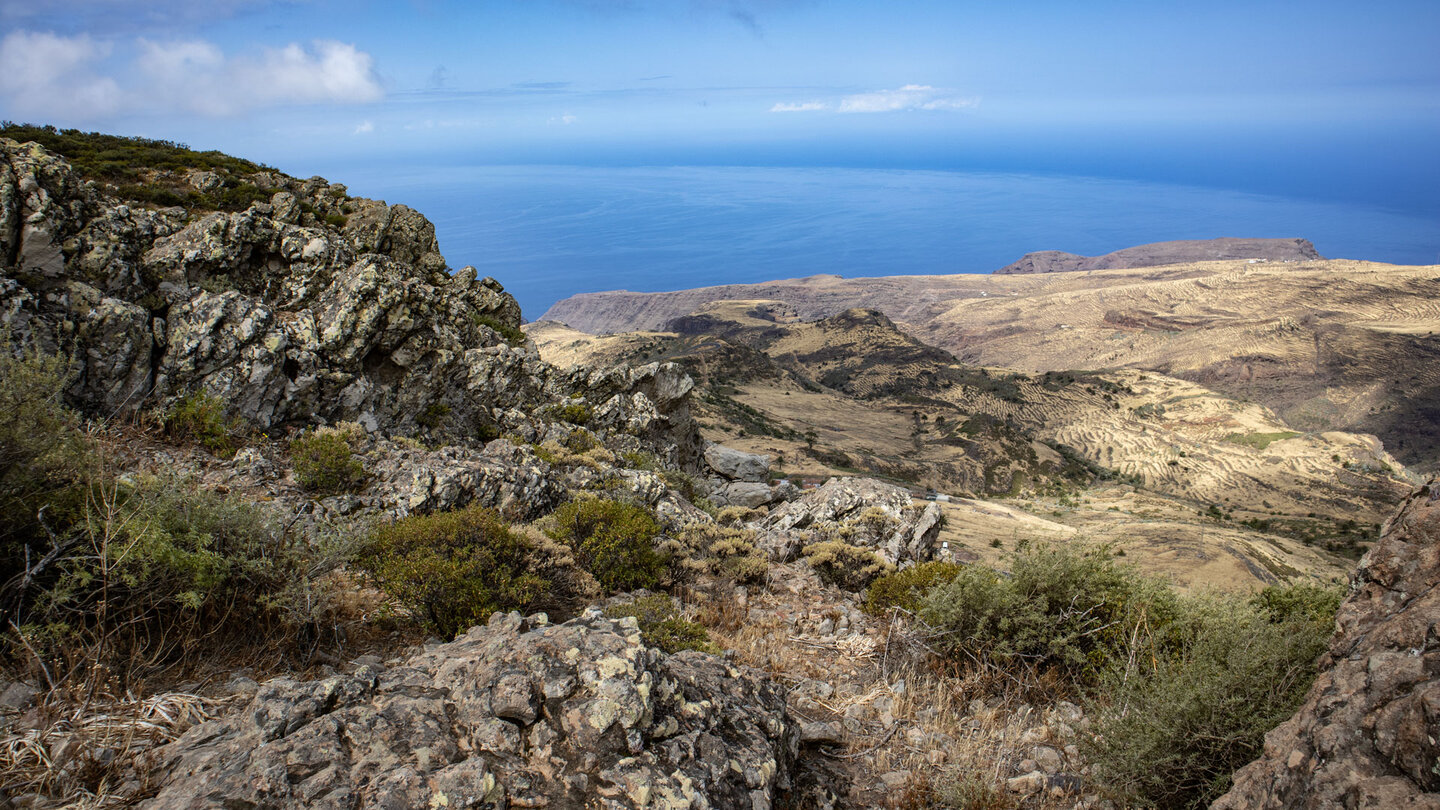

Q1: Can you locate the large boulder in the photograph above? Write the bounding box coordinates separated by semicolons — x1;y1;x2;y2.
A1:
144;610;798;810
705;442;771;482
1213;480;1440;809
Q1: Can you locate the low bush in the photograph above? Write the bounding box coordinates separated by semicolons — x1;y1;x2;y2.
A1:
12;476;329;680
919;543;1178;680
673;523;769;584
291;429;366;494
802;541;893;591
357;505;549;640
0;335;85;559
1084;583;1339;809
604;595;718;654
546;498;666;592
163;391;244;457
862;561;964;615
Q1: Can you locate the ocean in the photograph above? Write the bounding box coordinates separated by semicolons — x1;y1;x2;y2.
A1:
324;164;1440;320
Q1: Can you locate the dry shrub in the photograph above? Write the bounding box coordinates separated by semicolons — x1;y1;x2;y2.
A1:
802;541;893;591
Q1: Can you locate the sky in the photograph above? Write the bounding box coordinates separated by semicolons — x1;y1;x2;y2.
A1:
2;0;1438;216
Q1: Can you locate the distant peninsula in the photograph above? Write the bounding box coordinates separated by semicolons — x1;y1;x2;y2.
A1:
993;237;1322;275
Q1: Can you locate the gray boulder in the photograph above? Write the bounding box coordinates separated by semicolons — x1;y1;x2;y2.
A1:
144;610;798;810
704;443;771;482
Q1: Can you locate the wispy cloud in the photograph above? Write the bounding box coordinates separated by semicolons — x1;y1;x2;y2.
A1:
0;31;384;119
770;84;980;114
770;100;825;112
548;113;578;126
838;84;978;113
354;120;374;134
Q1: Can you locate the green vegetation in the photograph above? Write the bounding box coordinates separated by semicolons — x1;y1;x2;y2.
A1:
1084;583;1342;808
290;429;367;494
357;505;548;640
1223;431;1301;451
2;123;279;212
547;498;666;592
0;335;85;556
163;391;245;457
416;402;451;430
920;544;1178;679
802;541;893;591
554;401;593;426
862;561;964;615
604;595;718;654
472;313;527;347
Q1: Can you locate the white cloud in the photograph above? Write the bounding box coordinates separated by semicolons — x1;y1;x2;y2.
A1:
0;30;122;118
837;84;978;113
770;100;826;112
354;120;374;134
0;30;383;120
548;113;577;125
136;38;384;116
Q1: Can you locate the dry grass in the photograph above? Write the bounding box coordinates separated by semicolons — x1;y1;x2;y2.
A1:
0;690;227;806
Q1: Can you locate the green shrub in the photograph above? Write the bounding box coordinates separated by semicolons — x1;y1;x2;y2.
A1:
164;391;244;456
802;541;893;591
919;543;1178;680
547;499;665;592
357;505;549;640
604;595;718;654
863;561;964;615
555;401;593;426
16;476;328;675
1084;586;1337;809
291;429;366;494
0;335;85;552
472;313;527;347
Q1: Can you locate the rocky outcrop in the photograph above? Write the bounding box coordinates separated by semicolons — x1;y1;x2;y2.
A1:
0;138;701;468
994;237;1322;275
757;477;941;565
144;610;797;810
1213;480;1440;809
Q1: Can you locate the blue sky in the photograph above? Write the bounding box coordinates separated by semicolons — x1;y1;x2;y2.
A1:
2;0;1438;214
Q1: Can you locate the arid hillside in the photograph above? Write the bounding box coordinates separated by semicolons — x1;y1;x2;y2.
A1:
542;259;1440;473
531;301;1411;591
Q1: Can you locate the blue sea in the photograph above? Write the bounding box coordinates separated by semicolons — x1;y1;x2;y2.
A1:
325;164;1440;320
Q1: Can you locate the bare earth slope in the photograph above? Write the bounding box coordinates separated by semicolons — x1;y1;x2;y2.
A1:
541;259;1440;472
993;237;1321;274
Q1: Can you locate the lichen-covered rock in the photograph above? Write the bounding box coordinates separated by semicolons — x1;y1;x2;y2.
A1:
370;438;564;521
1213;480;1440;810
143;610;798;810
0;137;702;471
758;476;942;565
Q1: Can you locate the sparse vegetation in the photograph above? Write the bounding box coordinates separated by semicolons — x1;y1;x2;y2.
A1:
472;313;527;347
1223;431;1301;451
290;428;367;494
802;541;893;591
604;595;718;654
163;391;245;457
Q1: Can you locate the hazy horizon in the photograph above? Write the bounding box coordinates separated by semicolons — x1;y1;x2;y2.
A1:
3;0;1436;307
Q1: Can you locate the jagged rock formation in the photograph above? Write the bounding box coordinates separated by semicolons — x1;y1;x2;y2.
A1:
144;610;797;809
0;137;700;468
993;237;1322;275
757;477;942;565
1213;480;1440;809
